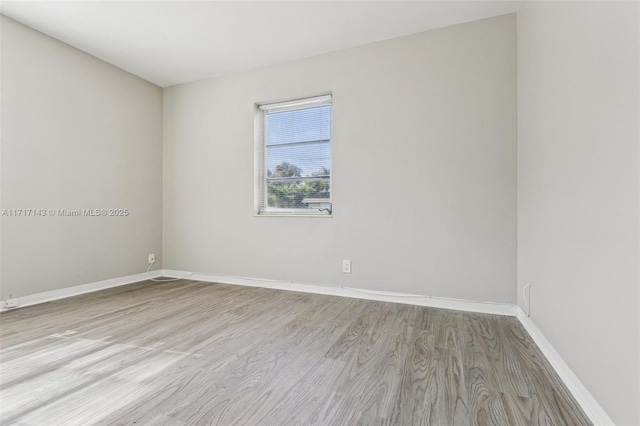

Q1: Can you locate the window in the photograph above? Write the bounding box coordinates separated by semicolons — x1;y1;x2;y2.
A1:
256;95;332;216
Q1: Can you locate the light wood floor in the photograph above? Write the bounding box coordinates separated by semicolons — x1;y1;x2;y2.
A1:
0;280;590;425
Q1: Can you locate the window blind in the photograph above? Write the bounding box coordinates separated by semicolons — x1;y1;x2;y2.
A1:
257;95;332;215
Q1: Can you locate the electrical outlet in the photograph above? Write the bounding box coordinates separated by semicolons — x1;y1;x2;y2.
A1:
342;260;351;274
148;253;155;264
5;297;19;309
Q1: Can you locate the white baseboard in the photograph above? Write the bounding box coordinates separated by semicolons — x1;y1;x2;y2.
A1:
0;270;163;312
161;269;519;316
516;308;614;426
0;268;517;317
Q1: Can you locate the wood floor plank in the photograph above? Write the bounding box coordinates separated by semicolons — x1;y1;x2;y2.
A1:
462;313;511;426
0;280;591;425
433;309;464;352
465;366;510;426
501;392;534;426
438;346;471;425
389;329;439;425
474;314;532;398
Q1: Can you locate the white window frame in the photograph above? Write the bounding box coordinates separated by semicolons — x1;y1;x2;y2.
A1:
254;94;333;217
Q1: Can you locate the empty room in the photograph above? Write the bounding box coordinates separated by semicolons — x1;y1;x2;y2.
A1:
0;1;638;425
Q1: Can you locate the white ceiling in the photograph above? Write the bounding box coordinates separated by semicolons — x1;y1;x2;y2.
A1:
1;1;519;87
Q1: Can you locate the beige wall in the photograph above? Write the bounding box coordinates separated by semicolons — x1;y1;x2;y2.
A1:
163;14;517;302
517;2;640;424
0;17;163;298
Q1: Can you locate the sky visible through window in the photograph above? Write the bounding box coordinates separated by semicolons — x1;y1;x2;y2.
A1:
266;105;331;177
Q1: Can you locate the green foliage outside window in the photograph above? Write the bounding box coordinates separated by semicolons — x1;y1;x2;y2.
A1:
267;162;330;209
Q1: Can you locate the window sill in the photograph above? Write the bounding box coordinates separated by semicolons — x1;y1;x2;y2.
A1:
255;213;333;218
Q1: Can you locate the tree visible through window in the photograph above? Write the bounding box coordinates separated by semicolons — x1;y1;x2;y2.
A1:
257;95;332;215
